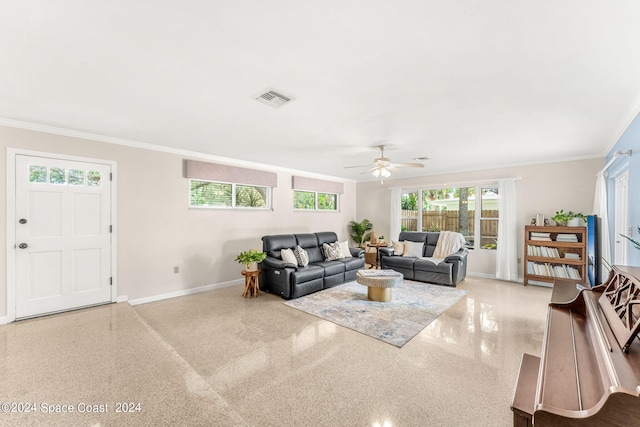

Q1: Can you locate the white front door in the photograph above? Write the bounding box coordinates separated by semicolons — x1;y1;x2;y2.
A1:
15;154;112;319
614;170;629;266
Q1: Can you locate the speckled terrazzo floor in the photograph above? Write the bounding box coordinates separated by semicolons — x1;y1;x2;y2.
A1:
0;276;552;426
284;280;467;347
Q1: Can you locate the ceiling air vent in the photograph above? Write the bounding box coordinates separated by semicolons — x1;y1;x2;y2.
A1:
255;89;292;108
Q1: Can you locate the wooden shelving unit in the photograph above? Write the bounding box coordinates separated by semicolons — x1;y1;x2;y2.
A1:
523;225;587;286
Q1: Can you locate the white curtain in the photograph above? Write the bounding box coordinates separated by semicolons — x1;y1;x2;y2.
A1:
496;178;518;281
593;171;611;277
390;187;402;241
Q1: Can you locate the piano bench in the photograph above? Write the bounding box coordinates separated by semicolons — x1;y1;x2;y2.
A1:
511;353;540;427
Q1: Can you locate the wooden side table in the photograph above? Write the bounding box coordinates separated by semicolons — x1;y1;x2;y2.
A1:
241;269;261;298
366;242;389;269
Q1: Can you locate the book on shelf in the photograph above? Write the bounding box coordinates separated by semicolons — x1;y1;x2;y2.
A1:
527;245;559;258
530;232;551;238
527;261;581;280
555;233;579;242
564;253;581;260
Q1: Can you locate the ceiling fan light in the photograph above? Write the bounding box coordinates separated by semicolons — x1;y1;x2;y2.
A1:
381;167;391;178
372;168;381;178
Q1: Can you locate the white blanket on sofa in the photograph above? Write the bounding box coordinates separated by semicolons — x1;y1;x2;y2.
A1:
432;231;465;259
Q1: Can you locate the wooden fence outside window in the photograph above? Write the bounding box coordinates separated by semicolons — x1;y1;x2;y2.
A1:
400;210;499;246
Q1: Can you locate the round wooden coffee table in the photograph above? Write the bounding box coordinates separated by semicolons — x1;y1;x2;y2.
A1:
356;270;403;302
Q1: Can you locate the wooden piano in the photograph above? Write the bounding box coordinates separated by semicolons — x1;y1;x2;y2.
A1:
511;265;640;426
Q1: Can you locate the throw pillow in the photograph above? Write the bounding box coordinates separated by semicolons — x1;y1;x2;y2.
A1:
280;248;297;265
338;241;352;258
402;240;424;258
323;242;343;261
392;240;404;256
293;245;309;267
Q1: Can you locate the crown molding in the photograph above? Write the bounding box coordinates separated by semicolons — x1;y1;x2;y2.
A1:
0;118;356;184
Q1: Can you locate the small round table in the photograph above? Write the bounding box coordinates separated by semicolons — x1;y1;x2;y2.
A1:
356;269;403;302
366;242;389;269
241;270;261;298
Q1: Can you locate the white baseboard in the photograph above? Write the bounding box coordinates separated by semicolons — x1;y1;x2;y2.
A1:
128;279;243;306
526;280;553;288
467;272;496;279
0;316;8;325
467;272;525;284
116;295;128;303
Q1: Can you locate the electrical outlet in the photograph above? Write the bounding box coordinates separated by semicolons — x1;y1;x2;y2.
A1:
174;266;179;274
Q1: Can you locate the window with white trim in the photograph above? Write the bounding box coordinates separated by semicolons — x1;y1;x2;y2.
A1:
190;179;271;209
293;190;338;211
398;184;500;250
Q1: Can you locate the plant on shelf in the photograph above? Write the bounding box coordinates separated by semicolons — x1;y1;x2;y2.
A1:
348;219;373;248
235;249;267;271
551;210;587;226
620;226;640;251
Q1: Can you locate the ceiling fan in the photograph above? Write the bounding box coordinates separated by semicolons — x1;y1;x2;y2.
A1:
345;145;425;179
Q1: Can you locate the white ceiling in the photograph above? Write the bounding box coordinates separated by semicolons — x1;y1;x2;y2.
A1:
2;1;640;181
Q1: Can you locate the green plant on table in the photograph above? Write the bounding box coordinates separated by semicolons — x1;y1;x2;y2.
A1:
235;249;267;269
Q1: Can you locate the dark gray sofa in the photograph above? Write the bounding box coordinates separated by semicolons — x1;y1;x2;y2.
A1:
259;231;365;299
379;231;468;286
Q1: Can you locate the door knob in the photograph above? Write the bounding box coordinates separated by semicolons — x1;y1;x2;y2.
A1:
18;243;28;249
19;218;27;224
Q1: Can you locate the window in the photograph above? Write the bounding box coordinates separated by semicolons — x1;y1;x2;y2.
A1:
69;169;85;186
29;165;47;183
189;179;271;209
479;188;499;249
28;165;101;187
401;192;419;231
398;185;500;250
50;167;66;184
293;190;338;211
318;192;337;210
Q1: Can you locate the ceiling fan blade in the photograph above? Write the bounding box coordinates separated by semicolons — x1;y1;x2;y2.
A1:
390;162;425;168
344;164;373;169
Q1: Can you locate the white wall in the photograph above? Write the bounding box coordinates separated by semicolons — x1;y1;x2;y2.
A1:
356;158;603;279
0;125;357;317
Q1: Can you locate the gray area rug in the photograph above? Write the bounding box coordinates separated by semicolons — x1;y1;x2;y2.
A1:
283;280;467;347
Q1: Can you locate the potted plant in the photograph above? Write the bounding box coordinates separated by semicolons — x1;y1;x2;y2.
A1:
348;219;373;248
235;249;267;271
551;210;587;226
